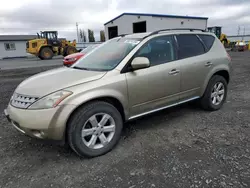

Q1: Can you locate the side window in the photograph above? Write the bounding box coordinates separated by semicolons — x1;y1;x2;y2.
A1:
52;33;57;39
49;33;53;39
4;43;16;51
198;34;215;51
135;35;176;66
176;34;205;59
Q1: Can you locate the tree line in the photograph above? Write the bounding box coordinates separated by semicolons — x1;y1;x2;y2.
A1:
79;29;105;42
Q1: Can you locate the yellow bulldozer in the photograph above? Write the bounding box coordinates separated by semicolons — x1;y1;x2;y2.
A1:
207;26;230;48
26;31;78;60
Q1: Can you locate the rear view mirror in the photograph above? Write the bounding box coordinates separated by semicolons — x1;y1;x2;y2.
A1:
131;57;150;70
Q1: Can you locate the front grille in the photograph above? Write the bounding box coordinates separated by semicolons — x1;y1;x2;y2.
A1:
26;42;29;48
11;93;39;109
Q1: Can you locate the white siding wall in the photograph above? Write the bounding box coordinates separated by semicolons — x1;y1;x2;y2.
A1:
105;15;207;40
0;41;28;59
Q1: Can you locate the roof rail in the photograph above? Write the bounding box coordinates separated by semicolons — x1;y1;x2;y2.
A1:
118;34;129;37
143;28;206;39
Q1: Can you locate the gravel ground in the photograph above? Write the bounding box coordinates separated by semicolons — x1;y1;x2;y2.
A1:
0;52;249;188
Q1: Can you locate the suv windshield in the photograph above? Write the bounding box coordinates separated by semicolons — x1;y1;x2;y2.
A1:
73;38;141;71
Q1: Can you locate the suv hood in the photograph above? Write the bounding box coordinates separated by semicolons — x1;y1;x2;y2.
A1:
15;67;106;96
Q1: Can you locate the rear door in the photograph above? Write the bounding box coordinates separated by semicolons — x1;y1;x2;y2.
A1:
175;34;213;101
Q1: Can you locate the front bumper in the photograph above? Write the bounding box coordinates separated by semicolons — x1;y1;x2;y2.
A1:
4;104;76;140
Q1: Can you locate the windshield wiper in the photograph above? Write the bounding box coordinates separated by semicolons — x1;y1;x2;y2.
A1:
71;66;91;70
71;66;108;72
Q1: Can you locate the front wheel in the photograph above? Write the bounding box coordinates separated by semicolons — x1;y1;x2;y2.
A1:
67;101;123;158
39;47;53;60
200;75;228;111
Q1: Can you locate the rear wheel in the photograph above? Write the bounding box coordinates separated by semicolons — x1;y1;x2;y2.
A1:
200;75;228;111
38;55;44;60
39;47;53;60
63;46;77;57
67;101;123;158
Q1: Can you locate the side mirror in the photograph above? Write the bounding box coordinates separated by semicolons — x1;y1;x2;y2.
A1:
131;57;150;71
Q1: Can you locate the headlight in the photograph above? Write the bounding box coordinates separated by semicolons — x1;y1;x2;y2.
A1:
28;90;72;109
67;58;77;62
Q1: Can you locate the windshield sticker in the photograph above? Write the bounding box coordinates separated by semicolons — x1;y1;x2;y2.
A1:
124;40;140;45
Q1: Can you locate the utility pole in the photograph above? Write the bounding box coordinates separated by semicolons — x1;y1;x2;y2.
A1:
76;22;79;42
237;25;241;36
242;26;245;41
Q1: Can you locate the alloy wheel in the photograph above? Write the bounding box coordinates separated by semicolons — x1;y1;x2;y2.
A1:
81;113;116;149
211;82;225;105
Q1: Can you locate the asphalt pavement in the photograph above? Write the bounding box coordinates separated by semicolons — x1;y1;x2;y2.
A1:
0;52;250;188
0;56;63;70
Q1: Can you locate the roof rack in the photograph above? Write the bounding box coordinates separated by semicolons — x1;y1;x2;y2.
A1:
118;34;129;37
143;28;206;39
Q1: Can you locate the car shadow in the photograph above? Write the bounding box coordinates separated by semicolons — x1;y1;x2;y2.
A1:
9;101;204;159
122;101;205;139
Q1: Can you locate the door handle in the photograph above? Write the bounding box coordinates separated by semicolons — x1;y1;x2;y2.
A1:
169;69;180;75
205;62;213;67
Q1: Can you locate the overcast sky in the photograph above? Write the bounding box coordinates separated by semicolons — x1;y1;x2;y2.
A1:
0;0;250;40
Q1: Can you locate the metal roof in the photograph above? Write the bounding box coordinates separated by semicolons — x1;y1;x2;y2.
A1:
0;35;37;41
104;12;208;25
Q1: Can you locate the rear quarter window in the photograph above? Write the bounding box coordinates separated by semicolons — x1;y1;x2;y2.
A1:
175;34;205;59
198;34;215;51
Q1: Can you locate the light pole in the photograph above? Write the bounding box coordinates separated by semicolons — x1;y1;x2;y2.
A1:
76;22;79;42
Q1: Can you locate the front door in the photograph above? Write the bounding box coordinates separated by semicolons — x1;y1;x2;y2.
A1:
125;35;181;118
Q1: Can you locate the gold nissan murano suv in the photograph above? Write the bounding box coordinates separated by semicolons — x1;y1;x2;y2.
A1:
4;29;232;157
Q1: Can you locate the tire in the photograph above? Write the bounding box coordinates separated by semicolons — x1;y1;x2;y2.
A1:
200;75;228;111
62;46;68;57
40;47;53;60
67;101;123;158
63;46;77;57
38;55;44;60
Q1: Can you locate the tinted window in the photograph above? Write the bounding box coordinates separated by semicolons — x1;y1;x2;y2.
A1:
135;35;176;66
73;38;141;71
198;34;215;51
176;34;205;59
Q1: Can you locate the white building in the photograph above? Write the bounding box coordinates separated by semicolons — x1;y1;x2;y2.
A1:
104;13;208;40
0;35;37;59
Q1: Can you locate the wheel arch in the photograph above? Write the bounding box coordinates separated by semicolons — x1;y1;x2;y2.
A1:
213;70;230;83
64;96;127;143
201;68;230;96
